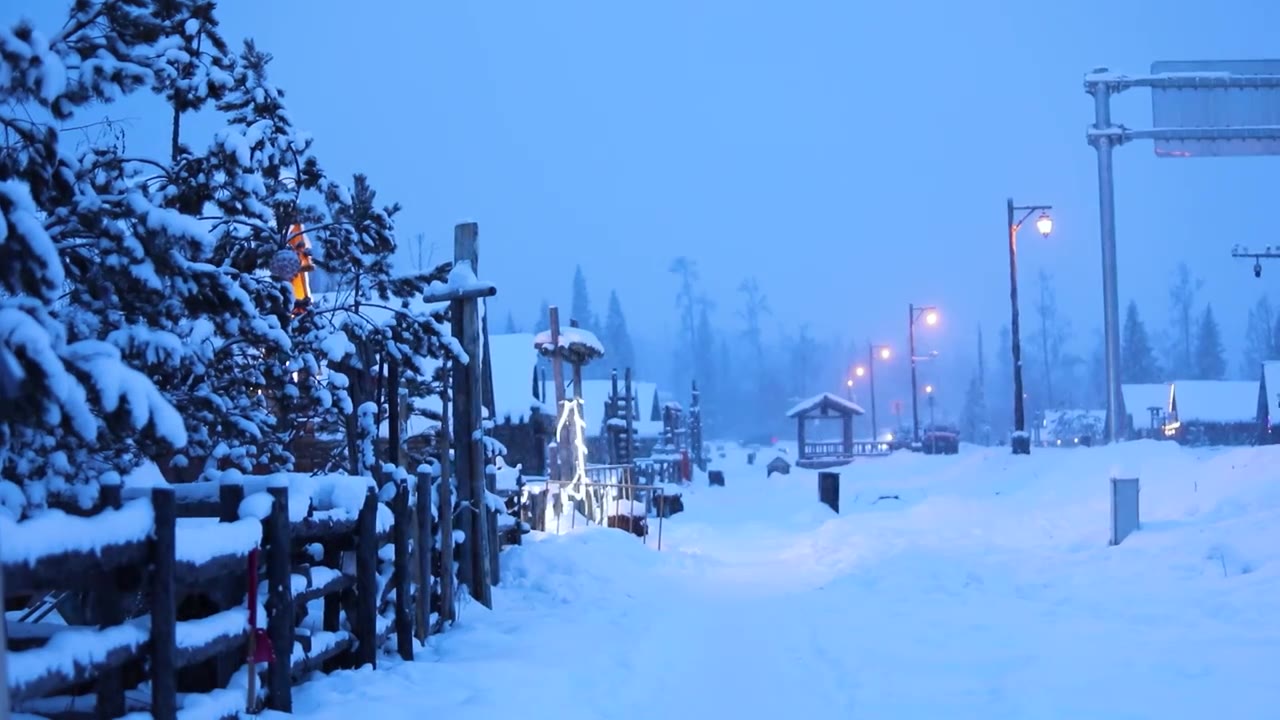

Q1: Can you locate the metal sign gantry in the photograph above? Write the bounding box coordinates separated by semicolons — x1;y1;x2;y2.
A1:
1085;60;1280;443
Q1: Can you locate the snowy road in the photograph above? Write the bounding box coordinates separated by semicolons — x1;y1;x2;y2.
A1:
281;442;1280;719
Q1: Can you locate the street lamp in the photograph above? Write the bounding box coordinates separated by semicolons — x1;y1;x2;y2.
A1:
1007;197;1053;456
845;377;854;401
860;343;891;444
908;304;938;446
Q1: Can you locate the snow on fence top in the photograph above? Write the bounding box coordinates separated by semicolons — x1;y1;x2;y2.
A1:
534;326;605;363
1170;380;1260;424
0;500;154;568
785;392;865;418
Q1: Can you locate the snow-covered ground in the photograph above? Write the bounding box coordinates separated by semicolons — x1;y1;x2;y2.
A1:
275;440;1280;719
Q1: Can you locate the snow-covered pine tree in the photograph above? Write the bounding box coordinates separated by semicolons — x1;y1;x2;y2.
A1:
1193;304;1226;380
1;2;197;500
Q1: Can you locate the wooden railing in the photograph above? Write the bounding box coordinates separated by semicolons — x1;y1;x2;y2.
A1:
801;441;892;458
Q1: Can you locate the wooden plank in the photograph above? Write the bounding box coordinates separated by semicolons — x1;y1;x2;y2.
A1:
265;484;294;713
354;487;379;668
293;572;355;607
150;487;178;720
9;629;144;703
215;483;245;689
291;635;355;680
175;628;246;670
3;541;150;596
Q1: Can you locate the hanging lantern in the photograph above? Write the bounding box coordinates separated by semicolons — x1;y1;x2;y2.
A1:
286;223;314;315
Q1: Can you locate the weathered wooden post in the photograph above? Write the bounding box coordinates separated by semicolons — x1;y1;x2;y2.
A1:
265;482;294;712
392;477;413;660
691;381;704;471
437;384;456;625
818;472;840;513
1109;476;1140;546
150;486;178;720
355;486;379;667
95;474;126;718
386;353;401;477
414;466;435;642
216;481;246;686
449;222;493;607
623;368;636;467
608;369;622;465
548;306;570;485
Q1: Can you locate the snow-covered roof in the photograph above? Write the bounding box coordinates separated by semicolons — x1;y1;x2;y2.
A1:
1170;380;1259;424
785;392;865;418
534;326;605;364
1121;383;1171;417
1261;362;1280;416
488;333;549;423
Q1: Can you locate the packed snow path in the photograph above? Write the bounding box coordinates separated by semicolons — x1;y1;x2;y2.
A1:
278;442;1280;719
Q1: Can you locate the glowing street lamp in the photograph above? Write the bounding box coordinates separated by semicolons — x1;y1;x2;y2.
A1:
908;304;939;445
855;366;866;377
1006;198;1054;455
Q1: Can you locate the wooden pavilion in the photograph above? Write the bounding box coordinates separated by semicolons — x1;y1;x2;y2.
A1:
785;392;866;469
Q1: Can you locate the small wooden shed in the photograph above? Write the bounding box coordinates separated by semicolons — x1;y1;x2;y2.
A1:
785;392;865;469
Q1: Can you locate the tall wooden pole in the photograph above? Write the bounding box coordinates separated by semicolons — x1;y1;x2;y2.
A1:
548;306;569;482
0;529;11;720
451;222;492;607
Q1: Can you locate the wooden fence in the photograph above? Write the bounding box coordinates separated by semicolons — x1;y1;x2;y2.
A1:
3;468;447;719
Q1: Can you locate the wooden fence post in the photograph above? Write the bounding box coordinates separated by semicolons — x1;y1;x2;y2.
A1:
216;481;245;687
95;475;126;720
265;483;294;712
414;467;435;641
451;222;493;608
150;487;178;720
437;389;456;626
355;486;379;667
393;478;413;660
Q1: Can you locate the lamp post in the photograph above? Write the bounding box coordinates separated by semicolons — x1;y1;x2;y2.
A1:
845;377;854;401
1006;197;1053;455
908;304;938;445
855;343;891;444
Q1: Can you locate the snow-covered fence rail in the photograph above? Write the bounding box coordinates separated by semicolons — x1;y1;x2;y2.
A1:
3;472;417;718
2;481;258;718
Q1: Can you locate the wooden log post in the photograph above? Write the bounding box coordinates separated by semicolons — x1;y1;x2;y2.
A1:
264;483;294;712
94;475;126;720
392;478;413;660
150;487;178;720
354;486;379;667
414;467;435;641
548;306;569;485
623;368;635;467
216;482;245;687
451;222;493;608
387;352;401;477
818;472;840;514
437;387;456;625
